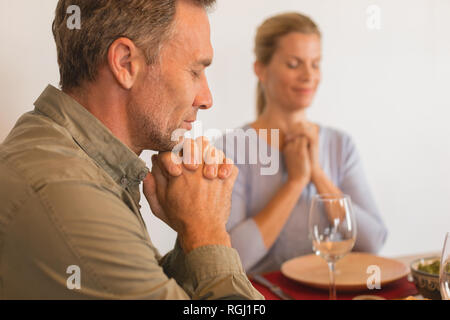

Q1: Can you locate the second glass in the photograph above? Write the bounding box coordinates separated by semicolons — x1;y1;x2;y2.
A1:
308;194;357;300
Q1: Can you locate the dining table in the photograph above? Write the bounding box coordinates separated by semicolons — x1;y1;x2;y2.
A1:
249;251;441;300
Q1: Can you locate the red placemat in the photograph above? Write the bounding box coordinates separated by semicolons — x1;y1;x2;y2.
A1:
250;271;418;300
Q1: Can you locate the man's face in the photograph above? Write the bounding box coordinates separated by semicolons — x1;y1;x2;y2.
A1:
129;0;214;152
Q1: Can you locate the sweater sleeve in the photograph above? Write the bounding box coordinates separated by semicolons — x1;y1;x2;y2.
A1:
226;165;268;272
339;134;388;253
214;134;268;272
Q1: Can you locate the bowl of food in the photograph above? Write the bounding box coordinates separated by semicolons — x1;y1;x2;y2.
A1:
410;256;441;300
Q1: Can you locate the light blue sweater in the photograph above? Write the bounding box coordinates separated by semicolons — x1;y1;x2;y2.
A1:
215;124;388;274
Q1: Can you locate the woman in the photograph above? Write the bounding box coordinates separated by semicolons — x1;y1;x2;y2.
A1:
221;12;388;274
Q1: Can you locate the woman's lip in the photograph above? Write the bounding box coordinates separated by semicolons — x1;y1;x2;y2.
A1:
293;88;314;93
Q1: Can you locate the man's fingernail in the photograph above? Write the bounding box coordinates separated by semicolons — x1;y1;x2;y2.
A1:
208;166;216;177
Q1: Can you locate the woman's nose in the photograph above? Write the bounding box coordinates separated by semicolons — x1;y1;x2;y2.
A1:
299;65;313;82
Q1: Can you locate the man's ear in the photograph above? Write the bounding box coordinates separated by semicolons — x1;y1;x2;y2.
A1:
107;37;143;90
254;60;267;83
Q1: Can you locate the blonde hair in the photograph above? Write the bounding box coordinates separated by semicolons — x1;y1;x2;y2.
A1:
254;12;321;116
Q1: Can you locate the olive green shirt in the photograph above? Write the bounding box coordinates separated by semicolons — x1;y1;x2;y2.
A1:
0;85;264;300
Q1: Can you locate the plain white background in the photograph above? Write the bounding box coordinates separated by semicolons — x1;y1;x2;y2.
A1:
1;0;449;258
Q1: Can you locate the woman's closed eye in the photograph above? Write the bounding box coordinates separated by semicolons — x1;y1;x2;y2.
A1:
287;60;299;69
312;60;321;69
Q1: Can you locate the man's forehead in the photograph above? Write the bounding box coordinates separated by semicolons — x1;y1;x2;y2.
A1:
172;30;213;66
163;1;213;65
173;0;211;35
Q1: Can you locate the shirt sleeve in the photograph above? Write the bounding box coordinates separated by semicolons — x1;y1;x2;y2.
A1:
225;165;268;272
4;181;263;300
159;240;264;299
339;134;388;253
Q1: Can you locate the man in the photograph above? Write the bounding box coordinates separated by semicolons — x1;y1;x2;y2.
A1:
0;0;263;300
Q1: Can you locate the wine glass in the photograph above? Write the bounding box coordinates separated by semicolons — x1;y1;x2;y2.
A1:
440;232;450;300
308;194;357;300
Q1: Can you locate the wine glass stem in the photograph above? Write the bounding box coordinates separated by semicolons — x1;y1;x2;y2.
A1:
328;261;337;300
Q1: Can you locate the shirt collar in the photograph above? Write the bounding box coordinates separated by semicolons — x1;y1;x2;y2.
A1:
34;84;149;186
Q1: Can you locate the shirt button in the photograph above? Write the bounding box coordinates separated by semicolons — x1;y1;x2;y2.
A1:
121;177;129;186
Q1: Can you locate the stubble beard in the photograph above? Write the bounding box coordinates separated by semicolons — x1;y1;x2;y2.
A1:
128;95;181;153
129;65;182;152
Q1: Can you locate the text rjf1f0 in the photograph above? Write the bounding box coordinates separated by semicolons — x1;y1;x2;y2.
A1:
183;304;266;318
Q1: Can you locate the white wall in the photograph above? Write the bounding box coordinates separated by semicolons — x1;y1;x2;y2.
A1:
1;0;449;258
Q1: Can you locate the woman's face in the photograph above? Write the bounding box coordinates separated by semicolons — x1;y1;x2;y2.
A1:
258;32;321;112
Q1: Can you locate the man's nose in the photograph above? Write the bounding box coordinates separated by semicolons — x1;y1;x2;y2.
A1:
194;78;213;110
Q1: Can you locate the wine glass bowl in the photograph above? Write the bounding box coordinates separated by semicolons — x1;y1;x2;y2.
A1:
308;194;357;300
